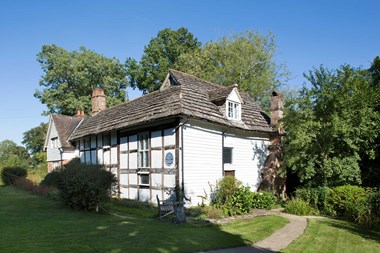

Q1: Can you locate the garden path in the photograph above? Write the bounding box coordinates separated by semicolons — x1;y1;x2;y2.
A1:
199;209;322;253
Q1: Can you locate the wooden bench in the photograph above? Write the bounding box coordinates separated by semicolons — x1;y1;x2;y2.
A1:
156;195;174;218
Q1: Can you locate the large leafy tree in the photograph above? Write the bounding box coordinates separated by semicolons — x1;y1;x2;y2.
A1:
361;56;380;186
125;27;201;92
0;140;30;170
283;65;380;187
35;45;128;115
177;31;288;107
22;122;47;155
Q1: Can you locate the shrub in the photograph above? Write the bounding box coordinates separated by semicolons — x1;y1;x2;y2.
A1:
1;167;27;185
352;191;380;227
326;185;367;217
222;186;254;216
295;187;330;212
252;192;277;209
58;159;117;211
211;177;254;216
40;171;62;187
284;198;319;216
212;176;241;206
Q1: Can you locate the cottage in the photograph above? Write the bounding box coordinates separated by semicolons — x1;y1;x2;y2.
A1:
44;70;282;206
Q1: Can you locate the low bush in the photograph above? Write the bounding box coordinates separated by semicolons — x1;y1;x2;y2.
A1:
212;176;241;206
223;186;254;216
352;191;380;227
1;167;27;185
211;176;254;216
58;159;117;211
40;171;62;187
295;187;329;211
252;192;277;209
284;198;319;216
326;185;367;217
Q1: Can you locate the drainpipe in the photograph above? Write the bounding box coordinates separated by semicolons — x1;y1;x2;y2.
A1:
222;127;231;176
58;147;64;171
179;118;189;201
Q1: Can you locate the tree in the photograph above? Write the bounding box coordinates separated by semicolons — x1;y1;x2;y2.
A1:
22;122;47;155
361;56;380;186
0;140;30;170
283;65;380;187
176;31;288;107
125;27;201;92
35;45;128;115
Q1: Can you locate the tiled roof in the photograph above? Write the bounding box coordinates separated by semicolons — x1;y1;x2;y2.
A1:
68;69;273;140
52;114;83;148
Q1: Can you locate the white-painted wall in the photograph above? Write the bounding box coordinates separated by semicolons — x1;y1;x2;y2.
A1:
46;119;76;163
182;123;223;206
181;119;269;206
46;121;61;162
224;134;269;190
71;120;269;206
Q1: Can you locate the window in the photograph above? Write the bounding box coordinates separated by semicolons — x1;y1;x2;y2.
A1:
103;133;111;146
138;133;149;168
139;174;150;186
227;101;240;120
50;137;58;148
223;147;233;164
52;161;60;170
84;138;90;149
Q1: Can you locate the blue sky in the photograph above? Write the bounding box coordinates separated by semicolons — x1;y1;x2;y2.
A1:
0;0;379;146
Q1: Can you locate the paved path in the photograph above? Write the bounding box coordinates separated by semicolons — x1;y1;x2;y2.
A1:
199;210;317;253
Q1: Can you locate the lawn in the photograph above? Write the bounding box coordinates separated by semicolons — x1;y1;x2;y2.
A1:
0;186;287;253
283;218;380;253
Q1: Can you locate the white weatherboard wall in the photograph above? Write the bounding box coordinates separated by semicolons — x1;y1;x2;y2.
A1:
182;120;270;206
224;135;269;190
182;124;223;206
46;121;61;162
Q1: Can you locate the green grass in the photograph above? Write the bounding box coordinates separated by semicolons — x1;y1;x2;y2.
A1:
283;218;380;253
0;186;287;253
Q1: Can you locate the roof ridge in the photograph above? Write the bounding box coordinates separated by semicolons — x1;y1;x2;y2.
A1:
92;88;164;117
169;69;222;88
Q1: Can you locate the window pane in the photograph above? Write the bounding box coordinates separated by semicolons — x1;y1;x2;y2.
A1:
139;152;143;167
140;174;149;185
144;151;149;167
223;147;233;164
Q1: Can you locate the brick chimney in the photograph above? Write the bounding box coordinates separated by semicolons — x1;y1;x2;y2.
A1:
92;88;106;116
270;91;284;128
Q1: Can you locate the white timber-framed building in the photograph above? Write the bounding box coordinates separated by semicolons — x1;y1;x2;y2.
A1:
45;70;281;206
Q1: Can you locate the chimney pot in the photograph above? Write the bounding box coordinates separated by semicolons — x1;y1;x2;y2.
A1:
92;88;106;116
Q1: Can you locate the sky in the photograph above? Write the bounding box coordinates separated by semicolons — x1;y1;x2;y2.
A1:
0;0;379;146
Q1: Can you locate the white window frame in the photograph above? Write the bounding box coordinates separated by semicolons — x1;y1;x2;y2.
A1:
139;173;150;186
138;133;150;168
227;100;241;120
50;137;58;148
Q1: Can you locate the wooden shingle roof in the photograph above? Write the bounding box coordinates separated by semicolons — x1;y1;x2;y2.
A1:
69;69;273;140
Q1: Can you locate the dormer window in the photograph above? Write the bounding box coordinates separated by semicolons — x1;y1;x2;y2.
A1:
227;100;241;120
